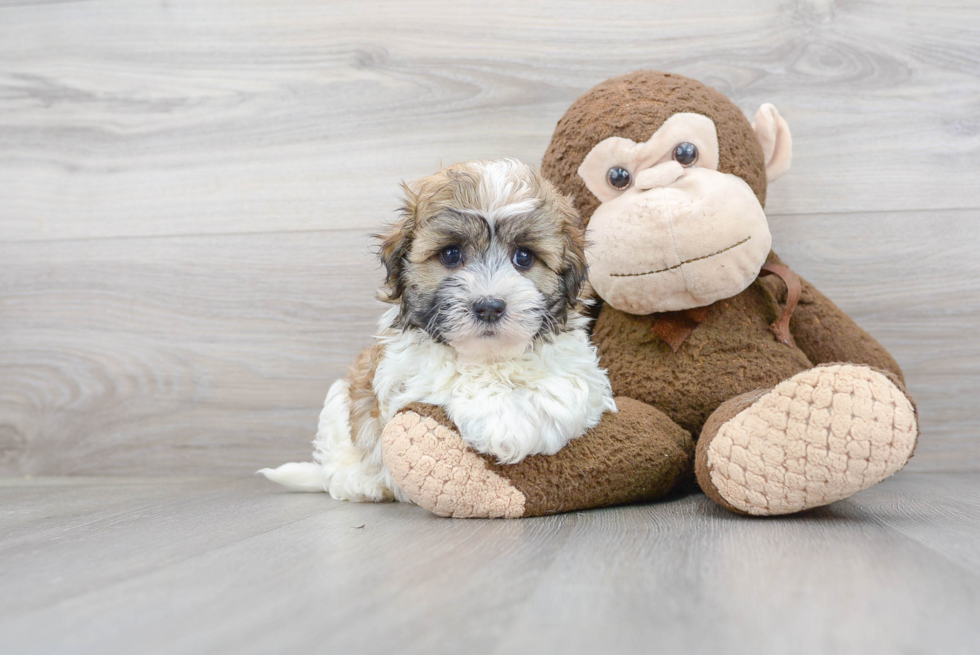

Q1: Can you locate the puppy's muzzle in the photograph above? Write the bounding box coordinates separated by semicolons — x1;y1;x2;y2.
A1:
473;297;506;324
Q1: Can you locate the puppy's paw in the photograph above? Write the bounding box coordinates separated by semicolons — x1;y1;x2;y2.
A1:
452;392;574;464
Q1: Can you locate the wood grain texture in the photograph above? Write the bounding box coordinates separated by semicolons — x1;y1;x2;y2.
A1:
770;209;980;472
0;230;384;475
2;210;976;475
1;0;979;241
2;473;979;655
1;0;979;475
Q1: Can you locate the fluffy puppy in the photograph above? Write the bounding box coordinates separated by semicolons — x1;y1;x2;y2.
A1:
260;159;616;502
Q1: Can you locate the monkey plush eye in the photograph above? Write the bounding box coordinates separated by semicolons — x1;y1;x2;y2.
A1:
512;247;535;269
440;245;462;267
672;142;699;167
606;167;632;190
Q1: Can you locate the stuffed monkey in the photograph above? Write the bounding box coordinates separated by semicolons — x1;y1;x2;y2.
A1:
381;71;918;518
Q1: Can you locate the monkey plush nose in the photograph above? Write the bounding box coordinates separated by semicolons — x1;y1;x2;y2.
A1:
635;161;684;190
473;298;506;323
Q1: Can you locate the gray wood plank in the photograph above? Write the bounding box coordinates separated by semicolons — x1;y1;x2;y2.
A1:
1;0;979;242
0;229;383;476
2;1;978;474
2;473;979;655
1;476;576;655
490;477;980;655
0;477;340;615
826;472;980;576
2;209;977;475
770;208;980;473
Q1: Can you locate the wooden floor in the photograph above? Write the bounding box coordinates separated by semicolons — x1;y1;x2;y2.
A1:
2;472;979;655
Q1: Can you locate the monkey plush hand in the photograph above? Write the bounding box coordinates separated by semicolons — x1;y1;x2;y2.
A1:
381;71;918;517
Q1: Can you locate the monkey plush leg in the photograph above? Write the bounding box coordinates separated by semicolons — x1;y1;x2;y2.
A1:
695;364;919;516
381;398;694;518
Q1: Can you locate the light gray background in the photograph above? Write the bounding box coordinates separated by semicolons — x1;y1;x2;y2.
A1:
2;0;978;476
2;3;979;654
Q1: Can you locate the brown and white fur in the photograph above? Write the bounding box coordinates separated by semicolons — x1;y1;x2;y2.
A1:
260;159;616;502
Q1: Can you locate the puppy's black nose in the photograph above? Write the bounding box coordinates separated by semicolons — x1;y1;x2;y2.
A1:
473;298;506;323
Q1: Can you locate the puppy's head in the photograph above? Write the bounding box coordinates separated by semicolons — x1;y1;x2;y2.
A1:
376;159;588;363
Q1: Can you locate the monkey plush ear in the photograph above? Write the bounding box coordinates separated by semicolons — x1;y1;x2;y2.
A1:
752;103;793;183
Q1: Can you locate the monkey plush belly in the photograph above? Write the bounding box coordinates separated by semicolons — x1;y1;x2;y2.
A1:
593;280;813;437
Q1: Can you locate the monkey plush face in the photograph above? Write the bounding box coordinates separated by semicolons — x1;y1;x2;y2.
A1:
541;71;792;315
577;112;775;314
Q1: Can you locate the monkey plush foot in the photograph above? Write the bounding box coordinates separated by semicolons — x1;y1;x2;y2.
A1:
695;364;919;516
382;399;694;518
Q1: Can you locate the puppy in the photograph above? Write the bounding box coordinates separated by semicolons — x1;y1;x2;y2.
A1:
260;159;616;502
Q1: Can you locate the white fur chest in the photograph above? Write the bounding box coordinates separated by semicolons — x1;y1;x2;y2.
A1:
371;311;617;464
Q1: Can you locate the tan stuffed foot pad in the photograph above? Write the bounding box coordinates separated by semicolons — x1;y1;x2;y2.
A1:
702;364;918;516
382;411;526;518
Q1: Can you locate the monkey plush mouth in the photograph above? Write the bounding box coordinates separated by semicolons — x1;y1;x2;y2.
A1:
610;236;752;278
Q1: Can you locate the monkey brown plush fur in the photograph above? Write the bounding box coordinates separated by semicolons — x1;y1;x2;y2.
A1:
380;71;919;518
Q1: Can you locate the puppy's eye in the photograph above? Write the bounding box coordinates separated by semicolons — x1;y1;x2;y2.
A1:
440;245;462;267
512;248;535;269
607;167;632;190
672;142;698;167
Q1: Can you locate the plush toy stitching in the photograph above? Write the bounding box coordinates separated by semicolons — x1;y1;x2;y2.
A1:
610;236;752;277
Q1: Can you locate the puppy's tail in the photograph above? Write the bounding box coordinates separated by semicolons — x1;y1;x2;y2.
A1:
258;378;354;494
257;462;326;492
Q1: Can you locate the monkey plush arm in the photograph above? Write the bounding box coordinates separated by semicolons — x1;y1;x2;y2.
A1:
381;399;694;518
765;253;905;383
790;279;904;382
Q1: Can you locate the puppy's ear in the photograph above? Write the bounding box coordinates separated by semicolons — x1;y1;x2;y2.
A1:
375;182;417;303
557;196;589;308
